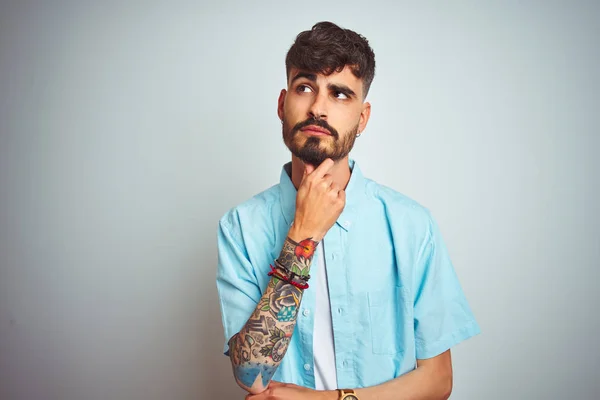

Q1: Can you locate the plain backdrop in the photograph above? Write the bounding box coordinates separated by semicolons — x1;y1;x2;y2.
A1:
1;1;599;399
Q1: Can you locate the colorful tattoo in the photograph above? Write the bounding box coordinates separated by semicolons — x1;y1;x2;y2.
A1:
277;237;318;278
229;236;318;390
234;363;277;388
268;280;301;322
247;315;269;335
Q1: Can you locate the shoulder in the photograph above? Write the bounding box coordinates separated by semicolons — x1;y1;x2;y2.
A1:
365;178;433;220
364;178;434;236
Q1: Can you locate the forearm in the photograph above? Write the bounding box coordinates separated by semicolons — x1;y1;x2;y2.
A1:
229;232;318;394
245;360;452;400
352;363;452;400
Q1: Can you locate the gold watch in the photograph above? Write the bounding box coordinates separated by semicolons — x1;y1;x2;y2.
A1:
338;389;359;400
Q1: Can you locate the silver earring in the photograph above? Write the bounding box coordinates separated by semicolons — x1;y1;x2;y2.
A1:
356;132;362;137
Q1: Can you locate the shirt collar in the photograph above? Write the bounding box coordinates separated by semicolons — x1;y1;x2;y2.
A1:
279;158;366;232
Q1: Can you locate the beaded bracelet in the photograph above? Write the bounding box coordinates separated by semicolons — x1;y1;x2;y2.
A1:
268;264;309;290
273;261;310;290
274;258;311;282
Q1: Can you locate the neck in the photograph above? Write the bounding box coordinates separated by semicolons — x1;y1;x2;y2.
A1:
290;155;352;191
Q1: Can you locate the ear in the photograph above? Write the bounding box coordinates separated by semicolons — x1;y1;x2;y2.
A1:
358;101;371;134
277;89;287;122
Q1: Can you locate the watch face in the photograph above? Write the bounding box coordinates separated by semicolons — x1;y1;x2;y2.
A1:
345;396;358;400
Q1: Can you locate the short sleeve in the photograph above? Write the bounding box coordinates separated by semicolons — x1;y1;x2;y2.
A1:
216;217;262;355
413;214;480;359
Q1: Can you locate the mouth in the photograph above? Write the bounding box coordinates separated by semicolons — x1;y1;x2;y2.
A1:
300;125;331;136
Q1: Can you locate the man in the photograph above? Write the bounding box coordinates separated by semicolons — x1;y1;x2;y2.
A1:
216;21;480;400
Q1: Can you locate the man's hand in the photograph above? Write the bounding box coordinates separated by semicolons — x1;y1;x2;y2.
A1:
290;158;346;242
245;381;335;400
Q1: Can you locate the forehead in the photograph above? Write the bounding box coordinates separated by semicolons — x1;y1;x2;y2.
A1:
288;66;363;95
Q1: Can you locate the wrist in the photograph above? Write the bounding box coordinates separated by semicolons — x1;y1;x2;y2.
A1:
288;225;324;243
276;232;318;282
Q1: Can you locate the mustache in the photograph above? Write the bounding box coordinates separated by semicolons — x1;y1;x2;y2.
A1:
291;118;339;139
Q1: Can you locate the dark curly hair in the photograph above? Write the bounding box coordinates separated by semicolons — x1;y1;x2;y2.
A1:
285;21;376;99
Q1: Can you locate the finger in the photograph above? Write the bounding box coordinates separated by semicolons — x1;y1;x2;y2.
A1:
310;158;335;179
300;163;316;186
304;163;315;176
269;380;285;387
320;174;333;187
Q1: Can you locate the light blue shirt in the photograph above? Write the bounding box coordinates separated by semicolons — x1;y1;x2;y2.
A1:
216;159;480;389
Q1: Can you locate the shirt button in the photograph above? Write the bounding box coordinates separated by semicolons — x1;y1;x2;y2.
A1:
303;309;310;317
304;363;311;371
344;221;351;228
331;253;337;260
337;308;343;314
343;361;348;367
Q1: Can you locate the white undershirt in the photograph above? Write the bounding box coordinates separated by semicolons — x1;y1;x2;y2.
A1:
313;241;338;390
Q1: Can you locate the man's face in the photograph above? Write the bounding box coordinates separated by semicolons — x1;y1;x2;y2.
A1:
278;66;370;167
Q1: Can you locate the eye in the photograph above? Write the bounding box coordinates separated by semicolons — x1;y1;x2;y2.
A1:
334;91;348;100
296;84;313;93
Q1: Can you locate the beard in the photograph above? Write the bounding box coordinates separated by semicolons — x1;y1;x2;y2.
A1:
282;117;359;166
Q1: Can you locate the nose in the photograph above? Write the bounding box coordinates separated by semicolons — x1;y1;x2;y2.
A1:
308;91;328;120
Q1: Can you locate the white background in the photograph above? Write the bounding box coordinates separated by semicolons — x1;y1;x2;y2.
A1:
1;1;599;399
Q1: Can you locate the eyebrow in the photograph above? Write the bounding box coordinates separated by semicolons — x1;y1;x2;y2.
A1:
290;71;317;84
328;83;356;99
291;71;358;99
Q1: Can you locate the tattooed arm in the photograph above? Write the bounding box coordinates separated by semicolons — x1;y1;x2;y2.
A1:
229;159;346;394
228;231;317;394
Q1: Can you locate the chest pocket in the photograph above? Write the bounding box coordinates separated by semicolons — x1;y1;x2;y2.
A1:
368;286;411;355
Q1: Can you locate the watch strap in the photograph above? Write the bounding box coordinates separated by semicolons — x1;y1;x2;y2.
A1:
338;388;357;399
